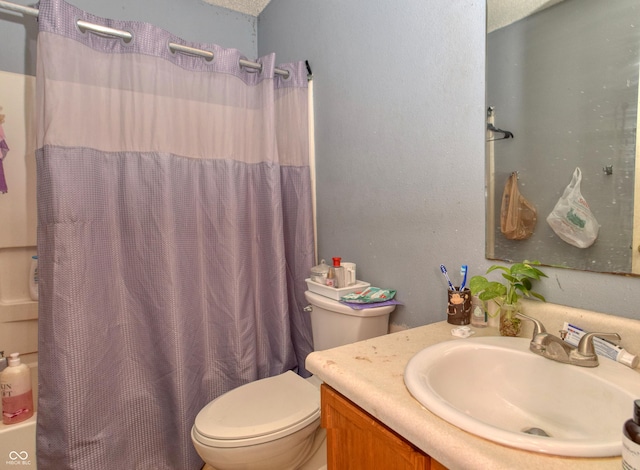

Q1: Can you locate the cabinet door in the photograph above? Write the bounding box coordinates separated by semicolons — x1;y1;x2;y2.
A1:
321;384;438;470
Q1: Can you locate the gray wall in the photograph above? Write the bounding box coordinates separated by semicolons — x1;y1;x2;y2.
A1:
258;0;487;328
258;0;640;326
1;0;639;326
0;0;257;76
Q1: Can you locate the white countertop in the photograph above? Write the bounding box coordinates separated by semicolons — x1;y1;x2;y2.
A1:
305;301;640;470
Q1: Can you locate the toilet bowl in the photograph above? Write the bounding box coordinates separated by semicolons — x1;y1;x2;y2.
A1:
192;371;325;470
191;291;396;470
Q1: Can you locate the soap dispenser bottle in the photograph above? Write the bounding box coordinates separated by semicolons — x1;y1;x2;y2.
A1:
0;352;34;425
623;399;640;469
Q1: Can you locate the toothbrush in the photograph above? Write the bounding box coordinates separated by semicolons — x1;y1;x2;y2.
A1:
460;265;468;290
440;265;455;291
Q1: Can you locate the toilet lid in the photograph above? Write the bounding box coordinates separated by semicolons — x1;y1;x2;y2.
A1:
194;371;320;444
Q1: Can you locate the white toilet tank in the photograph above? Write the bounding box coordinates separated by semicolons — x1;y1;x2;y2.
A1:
304;291;395;351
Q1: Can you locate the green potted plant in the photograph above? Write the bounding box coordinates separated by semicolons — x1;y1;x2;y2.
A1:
469;261;547;336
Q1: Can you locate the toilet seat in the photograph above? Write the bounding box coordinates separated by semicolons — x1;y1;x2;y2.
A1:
193;371;320;448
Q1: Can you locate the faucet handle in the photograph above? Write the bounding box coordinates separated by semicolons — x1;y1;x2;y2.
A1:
515;312;547;337
577;332;621;358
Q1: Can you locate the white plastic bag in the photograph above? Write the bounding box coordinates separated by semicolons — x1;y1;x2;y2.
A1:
546;167;599;248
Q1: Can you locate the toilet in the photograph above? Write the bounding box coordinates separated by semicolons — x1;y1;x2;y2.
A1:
191;290;396;470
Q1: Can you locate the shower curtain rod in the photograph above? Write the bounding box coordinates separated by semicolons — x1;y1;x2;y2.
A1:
0;0;290;78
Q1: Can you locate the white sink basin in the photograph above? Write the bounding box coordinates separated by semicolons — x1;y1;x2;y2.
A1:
404;336;640;457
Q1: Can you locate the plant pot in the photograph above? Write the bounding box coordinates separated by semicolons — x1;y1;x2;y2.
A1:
499;303;522;337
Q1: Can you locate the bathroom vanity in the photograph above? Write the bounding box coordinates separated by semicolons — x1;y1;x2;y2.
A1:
321;383;444;469
306;301;640;470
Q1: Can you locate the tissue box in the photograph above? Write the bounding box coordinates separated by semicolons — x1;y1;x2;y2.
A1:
305;278;371;301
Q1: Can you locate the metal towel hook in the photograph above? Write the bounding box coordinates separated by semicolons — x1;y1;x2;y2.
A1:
487;123;514;141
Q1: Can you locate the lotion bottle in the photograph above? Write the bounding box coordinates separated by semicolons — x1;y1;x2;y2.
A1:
623;399;640;470
0;352;34;425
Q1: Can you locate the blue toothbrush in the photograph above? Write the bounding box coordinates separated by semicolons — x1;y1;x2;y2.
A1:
460;265;468;290
440;265;455;291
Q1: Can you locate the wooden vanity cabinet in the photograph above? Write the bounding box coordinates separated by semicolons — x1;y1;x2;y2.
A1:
321;384;447;470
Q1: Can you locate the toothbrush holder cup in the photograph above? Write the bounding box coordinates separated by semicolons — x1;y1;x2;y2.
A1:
447;288;472;325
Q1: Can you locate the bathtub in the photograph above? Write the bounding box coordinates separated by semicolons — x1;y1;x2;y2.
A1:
0;414;36;468
0;358;37;469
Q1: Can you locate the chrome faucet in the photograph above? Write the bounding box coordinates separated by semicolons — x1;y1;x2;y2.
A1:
0;351;6;372
516;312;621;367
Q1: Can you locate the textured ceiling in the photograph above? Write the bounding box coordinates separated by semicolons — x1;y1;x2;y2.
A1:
202;0;564;30
202;0;271;17
488;0;565;32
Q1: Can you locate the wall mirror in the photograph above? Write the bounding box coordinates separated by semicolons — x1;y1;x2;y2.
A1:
486;0;640;275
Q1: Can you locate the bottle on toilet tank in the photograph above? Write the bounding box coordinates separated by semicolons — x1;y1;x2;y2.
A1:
0;352;34;425
332;257;346;288
326;266;336;287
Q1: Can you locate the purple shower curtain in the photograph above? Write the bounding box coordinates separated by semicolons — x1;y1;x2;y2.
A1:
35;0;314;468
